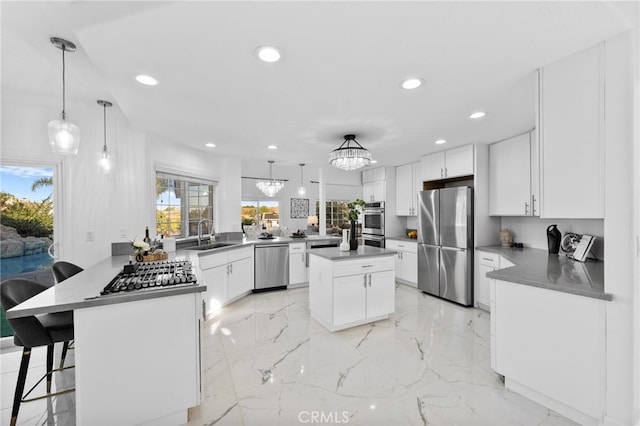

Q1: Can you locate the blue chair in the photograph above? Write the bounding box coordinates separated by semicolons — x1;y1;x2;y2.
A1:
0;278;75;426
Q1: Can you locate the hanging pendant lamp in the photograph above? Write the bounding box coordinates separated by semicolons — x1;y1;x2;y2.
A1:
297;163;306;197
328;134;371;171
48;37;80;155
97;100;113;173
256;160;284;197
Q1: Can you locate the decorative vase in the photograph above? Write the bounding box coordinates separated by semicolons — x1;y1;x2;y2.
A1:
349;221;358;251
340;229;350;252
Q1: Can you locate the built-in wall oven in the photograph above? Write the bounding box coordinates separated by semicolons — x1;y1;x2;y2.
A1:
363;202;385;248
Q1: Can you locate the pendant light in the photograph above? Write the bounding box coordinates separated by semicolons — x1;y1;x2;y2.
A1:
329;134;371;171
48;37;80;155
256;160;284;197
96;100;113;173
297;163;306;197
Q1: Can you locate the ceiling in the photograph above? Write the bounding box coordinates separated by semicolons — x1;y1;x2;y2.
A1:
2;1;637;168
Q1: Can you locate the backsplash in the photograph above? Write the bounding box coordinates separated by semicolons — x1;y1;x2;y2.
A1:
500;217;604;260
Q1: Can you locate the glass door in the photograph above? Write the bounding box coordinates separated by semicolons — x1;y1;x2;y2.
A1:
0;163;59;338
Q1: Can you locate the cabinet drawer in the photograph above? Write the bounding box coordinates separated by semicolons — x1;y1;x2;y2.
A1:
386;240;417;254
198;252;227;270
333;256;394;277
478;251;499;268
289;242;306;253
227;246;252;263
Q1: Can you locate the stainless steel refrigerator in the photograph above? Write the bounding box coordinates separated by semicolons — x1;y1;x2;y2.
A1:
417;187;473;306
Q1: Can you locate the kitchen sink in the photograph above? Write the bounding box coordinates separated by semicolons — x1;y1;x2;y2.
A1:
185;242;237;251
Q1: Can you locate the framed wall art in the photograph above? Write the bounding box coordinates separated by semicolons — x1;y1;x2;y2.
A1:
290;198;309;218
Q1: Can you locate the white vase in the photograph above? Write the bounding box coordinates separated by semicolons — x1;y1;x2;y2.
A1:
340;229;350;251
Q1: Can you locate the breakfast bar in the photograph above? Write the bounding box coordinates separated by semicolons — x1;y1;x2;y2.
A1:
6;255;205;426
308;246;396;332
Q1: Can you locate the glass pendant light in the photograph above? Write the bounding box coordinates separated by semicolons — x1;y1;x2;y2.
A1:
297;163;306;197
48;37;80;155
256;160;284;197
96;100;113;173
329;134;371;171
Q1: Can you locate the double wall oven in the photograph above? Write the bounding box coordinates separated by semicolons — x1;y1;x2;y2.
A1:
362;201;385;248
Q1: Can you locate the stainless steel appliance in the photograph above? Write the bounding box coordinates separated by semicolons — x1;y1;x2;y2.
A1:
254;244;289;291
417;187;473;306
363;233;385;248
363;202;385;236
100;260;197;296
306;239;340;267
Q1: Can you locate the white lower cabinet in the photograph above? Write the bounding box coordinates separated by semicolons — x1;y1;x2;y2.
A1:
475;250;514;312
309;254;395;332
386;239;417;287
289;242;307;286
192;246;254;315
492;279;606;424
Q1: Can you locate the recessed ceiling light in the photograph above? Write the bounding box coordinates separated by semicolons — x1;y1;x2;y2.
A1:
205;143;216;148
469;111;486;119
255;46;281;63
267;144;278;150
135;74;158;86
434;139;447;145
401;78;423;90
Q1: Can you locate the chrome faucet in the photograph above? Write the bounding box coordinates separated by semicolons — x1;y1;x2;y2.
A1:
197;219;214;246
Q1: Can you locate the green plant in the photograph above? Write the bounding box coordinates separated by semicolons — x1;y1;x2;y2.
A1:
347;198;366;222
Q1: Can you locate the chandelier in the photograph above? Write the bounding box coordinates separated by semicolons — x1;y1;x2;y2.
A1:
328;134;371;171
256;160;284;197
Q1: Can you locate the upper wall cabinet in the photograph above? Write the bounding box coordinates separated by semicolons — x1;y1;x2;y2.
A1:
539;43;604;219
395;162;423;216
422;145;474;181
489;130;539;216
362;167;386;184
362;167;386;202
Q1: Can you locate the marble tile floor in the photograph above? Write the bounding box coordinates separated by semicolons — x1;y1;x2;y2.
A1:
0;284;577;425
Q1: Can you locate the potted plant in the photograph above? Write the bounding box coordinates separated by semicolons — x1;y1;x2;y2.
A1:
347;198;366;250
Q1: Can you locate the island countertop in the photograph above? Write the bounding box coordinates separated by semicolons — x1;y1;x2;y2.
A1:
6;254;206;319
308;246;396;261
478;245;611;301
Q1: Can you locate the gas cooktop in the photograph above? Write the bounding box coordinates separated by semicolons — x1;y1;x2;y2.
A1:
100;260;197;296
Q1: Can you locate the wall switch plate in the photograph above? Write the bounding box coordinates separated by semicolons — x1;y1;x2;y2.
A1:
86;231;94;242
120;228;127;238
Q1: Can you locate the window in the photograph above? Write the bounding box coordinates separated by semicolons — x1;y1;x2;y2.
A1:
156;171;217;238
241;200;279;230
316;200;349;228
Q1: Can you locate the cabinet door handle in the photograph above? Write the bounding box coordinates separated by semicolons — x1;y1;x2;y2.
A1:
230;263;233;274
531;195;537;215
302;253;305;264
444;167;448;177
524;202;529;215
368;274;372;287
363;274;367;288
482;257;494;262
440;168;444;178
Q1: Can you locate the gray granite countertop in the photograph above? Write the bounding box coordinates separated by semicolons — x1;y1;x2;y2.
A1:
184;235;342;256
386;235;418;243
477;245;611;301
6;254;206;319
308;246;396;261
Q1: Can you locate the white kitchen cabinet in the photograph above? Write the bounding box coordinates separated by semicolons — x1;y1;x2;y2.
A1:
539;43;604;218
363;180;385;202
386;239;417;286
289;242;307;286
395;162;422;216
309;253;395;332
192;246;253;315
493;279;606;423
421;145;474;181
475;250;515;313
362;167;386;183
489;131;539;216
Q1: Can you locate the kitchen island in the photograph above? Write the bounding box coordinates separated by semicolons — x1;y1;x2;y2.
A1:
308;246;396;332
6;254;205;426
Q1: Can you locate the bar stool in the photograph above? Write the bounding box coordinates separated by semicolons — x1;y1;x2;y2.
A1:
0;278;75;426
51;261;83;368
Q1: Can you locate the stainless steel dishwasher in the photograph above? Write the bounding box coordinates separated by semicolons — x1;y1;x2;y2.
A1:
254;243;289;291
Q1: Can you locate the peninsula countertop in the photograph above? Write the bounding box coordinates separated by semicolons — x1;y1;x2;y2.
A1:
6;254;205;319
308;246;397;261
478;245;611;301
